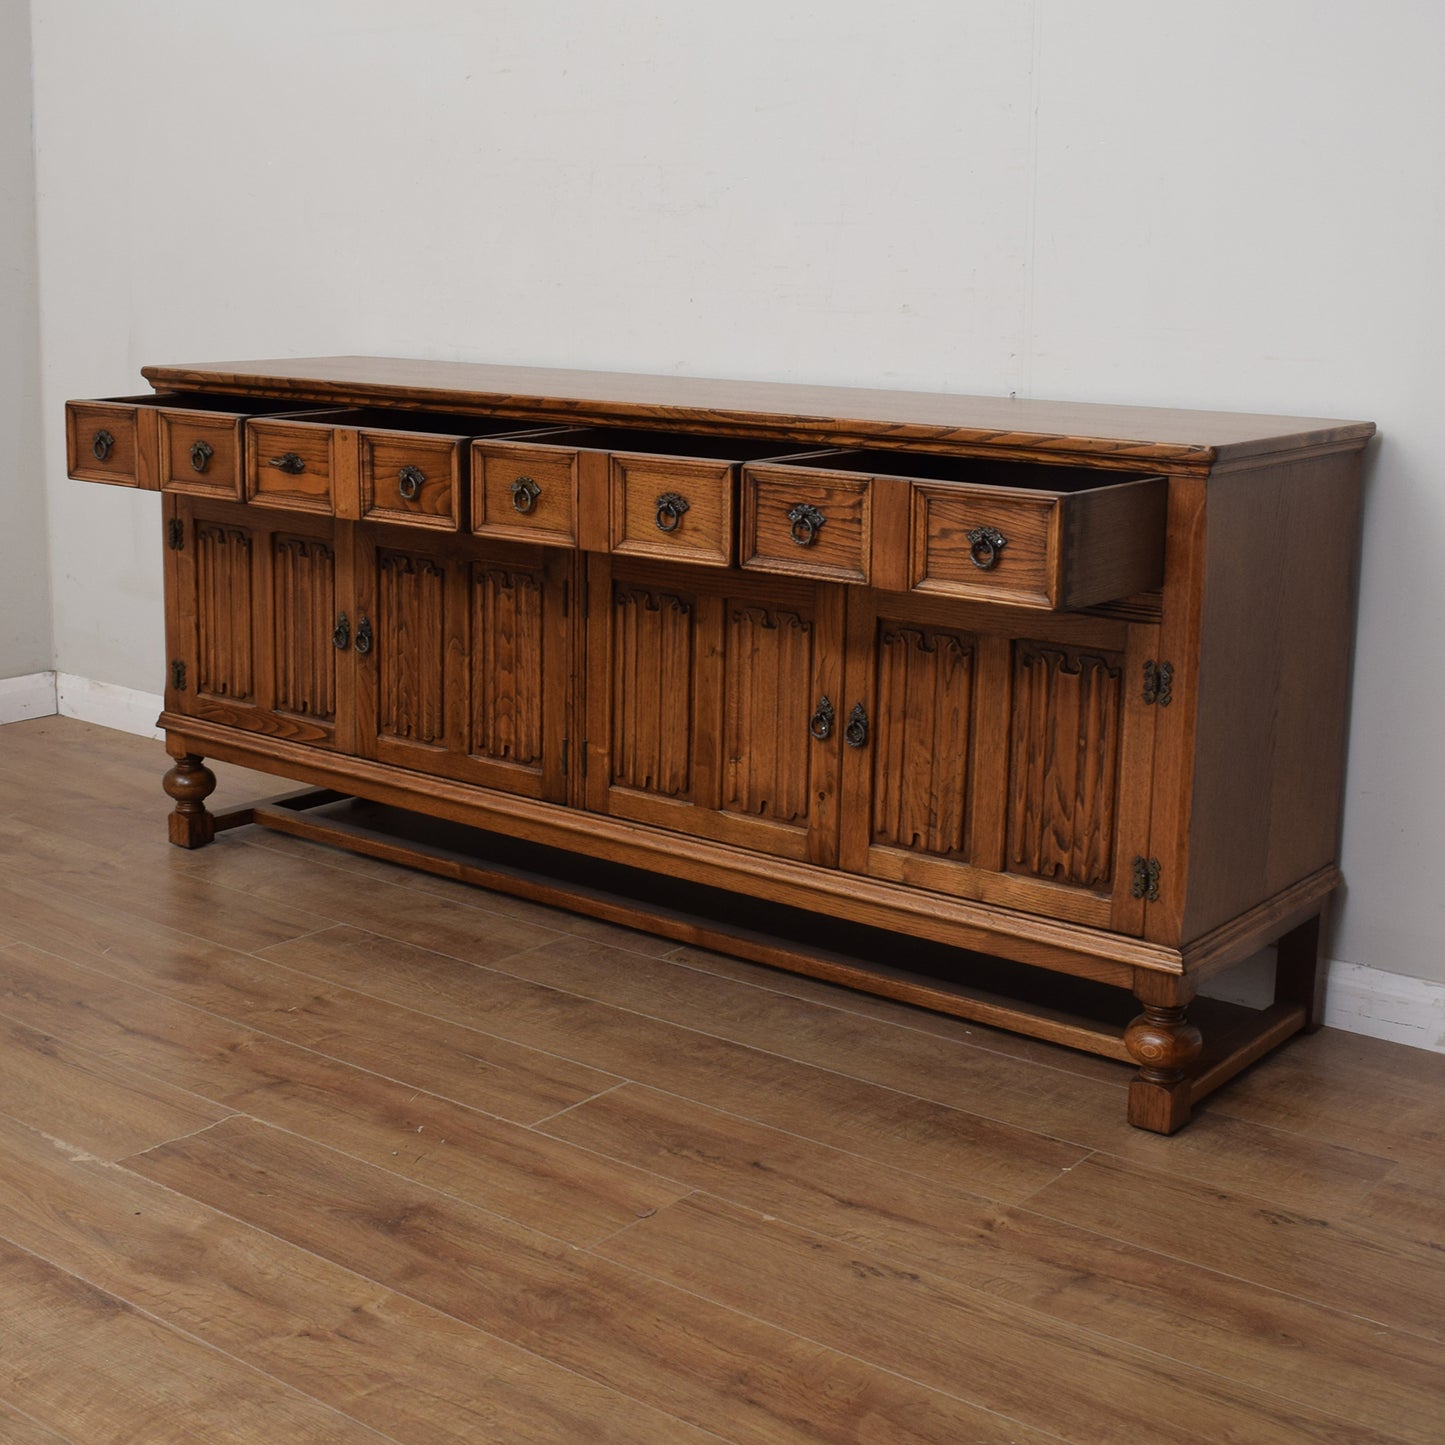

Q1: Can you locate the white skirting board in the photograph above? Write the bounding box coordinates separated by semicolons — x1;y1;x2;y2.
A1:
3;669;1443;1053
56;672;164;739
0;671;58;723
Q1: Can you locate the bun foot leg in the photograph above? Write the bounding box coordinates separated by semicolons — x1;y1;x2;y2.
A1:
1125;1002;1203;1134
163;753;217;848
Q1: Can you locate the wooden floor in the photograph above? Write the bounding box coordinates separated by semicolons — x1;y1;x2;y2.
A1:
0;717;1441;1444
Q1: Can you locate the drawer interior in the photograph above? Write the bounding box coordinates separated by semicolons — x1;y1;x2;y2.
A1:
277;407;561;437
141;391;322;417
773;448;1161;494
535;426;817;463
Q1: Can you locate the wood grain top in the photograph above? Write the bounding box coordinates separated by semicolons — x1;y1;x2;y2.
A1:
141;356;1375;468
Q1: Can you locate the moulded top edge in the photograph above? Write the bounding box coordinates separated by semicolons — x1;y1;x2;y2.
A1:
139;356;1377;468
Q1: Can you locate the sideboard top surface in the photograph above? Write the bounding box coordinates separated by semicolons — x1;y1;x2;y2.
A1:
142;356;1375;469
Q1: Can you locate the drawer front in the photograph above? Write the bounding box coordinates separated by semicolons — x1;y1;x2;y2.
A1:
66;400;144;487
741;465;870;584
246;420;335;514
360;431;464;530
911;486;1056;606
158;410;245;500
910;475;1167;610
609;454;734;567
472;441;579;547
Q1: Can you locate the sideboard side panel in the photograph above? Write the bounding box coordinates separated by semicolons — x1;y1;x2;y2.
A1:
1180;450;1365;941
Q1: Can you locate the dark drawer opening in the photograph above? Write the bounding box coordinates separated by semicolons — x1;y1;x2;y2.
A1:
774;448;1162;494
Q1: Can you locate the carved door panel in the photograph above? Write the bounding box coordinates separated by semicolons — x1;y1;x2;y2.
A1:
839;590;1159;932
352;525;570;801
165;497;349;748
583;556;845;865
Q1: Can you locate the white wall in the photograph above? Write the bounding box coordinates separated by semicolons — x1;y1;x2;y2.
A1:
27;1;1445;995
0;0;50;680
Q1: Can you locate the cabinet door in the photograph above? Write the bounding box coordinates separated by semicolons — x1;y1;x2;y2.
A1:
583;557;844;865
352;525;570;802
166;498;348;749
839;591;1159;932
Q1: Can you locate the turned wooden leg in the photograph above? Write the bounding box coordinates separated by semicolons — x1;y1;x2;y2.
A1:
1274;911;1326;1031
163;753;217;848
1125;978;1204;1134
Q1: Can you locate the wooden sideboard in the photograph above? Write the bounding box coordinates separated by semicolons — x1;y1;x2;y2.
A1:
65;358;1374;1132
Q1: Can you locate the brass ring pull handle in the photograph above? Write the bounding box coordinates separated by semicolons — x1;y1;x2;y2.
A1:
655;492;690;533
511;475;541;514
966;525;1007;571
354;615;373;656
397;465;425;501
844;701;869;749
92;429;115;461
788;502;826;547
190;440;214;474
332;612;351;651
269;452;306;475
809;695;835;741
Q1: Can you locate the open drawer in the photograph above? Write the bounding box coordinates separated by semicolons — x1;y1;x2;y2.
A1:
743;449;1168;609
245;409;559;528
474;425;815;565
64;393;318;497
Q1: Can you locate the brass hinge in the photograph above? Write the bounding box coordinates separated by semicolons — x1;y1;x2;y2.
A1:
1143;660;1174;706
1130;856;1161;902
167;517;184;550
170;659;187;692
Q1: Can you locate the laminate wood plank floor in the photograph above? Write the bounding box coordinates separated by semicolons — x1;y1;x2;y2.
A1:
0;716;1441;1444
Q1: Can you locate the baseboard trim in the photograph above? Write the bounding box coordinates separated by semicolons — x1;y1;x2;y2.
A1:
0;671;58;724
1323;960;1445;1054
55;673;163;739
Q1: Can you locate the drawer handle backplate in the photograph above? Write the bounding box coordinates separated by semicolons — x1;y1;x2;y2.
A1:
398;465;425;501
966;525;1008;570
354;615;373;656
788;502;826;547
269;452;307;475
809;695;835;741
845;702;870;749
655;492;690;533
190;440;214;474
511;475;541;514
332;612;351;651
92;429;115;462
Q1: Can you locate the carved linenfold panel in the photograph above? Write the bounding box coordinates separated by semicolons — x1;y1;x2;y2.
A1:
611;583;694;797
378;550;446;745
271;535;337;720
195;522;255;702
870;624;975;857
722;604;815;825
470;564;545;768
1008;643;1123;889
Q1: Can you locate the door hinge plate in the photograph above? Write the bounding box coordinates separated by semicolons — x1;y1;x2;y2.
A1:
1130;856;1161;902
170;659;187;692
168;517;184;550
1143;660;1174;706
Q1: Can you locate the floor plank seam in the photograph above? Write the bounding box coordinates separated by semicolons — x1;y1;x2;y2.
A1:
0;935;625;1139
526;1080;632;1130
0;1228;403;1445
582;1197;1423;1445
79;1167;737;1445
0;1396;80;1445
572;1226;1077;1444
1018;1185;1445;1348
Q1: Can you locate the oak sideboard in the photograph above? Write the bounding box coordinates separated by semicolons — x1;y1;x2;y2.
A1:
65;357;1374;1132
